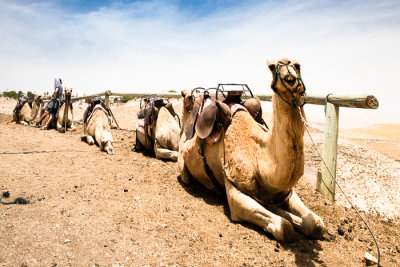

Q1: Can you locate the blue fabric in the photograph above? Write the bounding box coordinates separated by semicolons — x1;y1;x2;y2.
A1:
46;99;60;114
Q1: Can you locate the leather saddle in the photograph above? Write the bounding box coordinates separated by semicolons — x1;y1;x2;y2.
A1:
83;96;109;124
137;95;180;140
185;92;231;140
184;86;268;141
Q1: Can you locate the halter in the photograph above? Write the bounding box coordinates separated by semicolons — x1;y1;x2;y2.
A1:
271;61;307;108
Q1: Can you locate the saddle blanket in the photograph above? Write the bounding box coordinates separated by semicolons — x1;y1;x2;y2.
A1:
136;119;145;135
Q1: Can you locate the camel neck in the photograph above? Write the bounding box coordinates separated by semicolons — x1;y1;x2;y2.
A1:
31;101;40;119
260;93;305;190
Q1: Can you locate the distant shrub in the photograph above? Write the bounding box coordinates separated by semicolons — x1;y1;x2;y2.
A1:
168;90;177;93
3;91;18;99
120;96;132;103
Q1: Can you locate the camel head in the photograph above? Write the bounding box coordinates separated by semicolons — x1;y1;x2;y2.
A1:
64;87;73;101
181;90;194;115
33;93;44;104
266;58;306;107
101;131;114;155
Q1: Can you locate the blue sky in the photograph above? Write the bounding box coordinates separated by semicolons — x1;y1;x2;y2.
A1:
0;0;399;127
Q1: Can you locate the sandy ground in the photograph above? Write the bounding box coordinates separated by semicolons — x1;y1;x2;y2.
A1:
0;97;399;266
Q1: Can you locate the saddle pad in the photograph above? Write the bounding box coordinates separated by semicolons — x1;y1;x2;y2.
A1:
136;119;145;135
184;103;199;140
196;98;217;139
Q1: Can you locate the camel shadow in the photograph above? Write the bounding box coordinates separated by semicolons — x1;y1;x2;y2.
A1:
177;175;229;212
177;175;327;266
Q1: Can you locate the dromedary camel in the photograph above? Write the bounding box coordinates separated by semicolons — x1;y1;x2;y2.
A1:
81;98;114;155
135;96;181;161
178;58;325;242
14;94;43;125
41;87;76;132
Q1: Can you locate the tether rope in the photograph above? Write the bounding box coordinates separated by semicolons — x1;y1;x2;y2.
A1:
297;105;380;265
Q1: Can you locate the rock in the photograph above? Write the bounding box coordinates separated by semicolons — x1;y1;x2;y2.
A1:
274;247;280;252
396;245;400;253
381;217;389;223
124;189;128;192
133;157;137;161
364;252;378;265
38;196;45;201
219;233;223;238
64;239;71;243
338;225;345;236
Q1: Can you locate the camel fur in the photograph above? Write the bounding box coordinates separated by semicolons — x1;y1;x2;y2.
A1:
14;94;43;125
136;106;180;161
82;104;114;155
178;58;325;242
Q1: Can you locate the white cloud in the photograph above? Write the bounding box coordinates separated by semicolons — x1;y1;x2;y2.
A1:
0;0;399;127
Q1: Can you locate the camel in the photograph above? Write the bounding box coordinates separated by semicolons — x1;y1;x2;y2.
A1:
40;87;76;132
135;96;181;161
55;87;76;132
81;99;114;155
13;94;43;125
178;58;325;242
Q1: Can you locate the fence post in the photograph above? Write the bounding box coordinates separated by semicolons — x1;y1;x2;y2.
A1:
318;102;339;201
105;90;111;108
39;102;43;119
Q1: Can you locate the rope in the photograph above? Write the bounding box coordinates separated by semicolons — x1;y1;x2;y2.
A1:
0;150;95;155
297;106;380;265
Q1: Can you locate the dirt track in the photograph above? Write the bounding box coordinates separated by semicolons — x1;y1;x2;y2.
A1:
0;98;399;266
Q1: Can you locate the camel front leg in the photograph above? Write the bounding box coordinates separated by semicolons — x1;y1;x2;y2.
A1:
225;177;295;242
154;140;178;161
69;122;76;131
56;120;66;132
285;191;325;238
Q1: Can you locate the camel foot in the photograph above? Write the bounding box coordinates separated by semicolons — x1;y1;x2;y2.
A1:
266;217;295;242
170;151;178;162
301;212;325;238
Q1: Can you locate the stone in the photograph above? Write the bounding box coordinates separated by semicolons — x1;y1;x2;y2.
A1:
364;252;378;265
338;225;345;236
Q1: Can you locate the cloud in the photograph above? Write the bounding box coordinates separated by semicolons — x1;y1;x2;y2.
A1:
0;0;399;126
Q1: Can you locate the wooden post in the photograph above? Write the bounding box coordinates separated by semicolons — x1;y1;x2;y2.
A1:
105;90;111;108
39;102;43;119
318;102;339;201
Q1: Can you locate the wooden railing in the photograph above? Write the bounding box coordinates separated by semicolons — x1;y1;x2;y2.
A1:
43;91;379;202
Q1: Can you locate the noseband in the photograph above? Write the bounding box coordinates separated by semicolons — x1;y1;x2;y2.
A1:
271;62;307;108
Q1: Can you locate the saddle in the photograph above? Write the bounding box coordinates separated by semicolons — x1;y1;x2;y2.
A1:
13;96;31;115
185;84;267;142
136;95;180;140
83;96;111;124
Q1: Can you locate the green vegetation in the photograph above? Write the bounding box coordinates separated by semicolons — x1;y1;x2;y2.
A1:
168;89;177;93
120;96;132;103
3;90;18;99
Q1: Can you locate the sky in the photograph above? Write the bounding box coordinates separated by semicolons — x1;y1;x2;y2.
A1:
0;0;399;128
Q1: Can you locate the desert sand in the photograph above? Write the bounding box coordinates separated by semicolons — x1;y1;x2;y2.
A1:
0;97;399;266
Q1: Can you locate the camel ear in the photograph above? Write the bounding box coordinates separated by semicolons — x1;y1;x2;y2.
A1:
293;61;301;71
266;59;276;72
181;90;187;98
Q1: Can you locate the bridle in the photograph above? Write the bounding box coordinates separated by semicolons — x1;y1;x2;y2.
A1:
271;61;307;108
